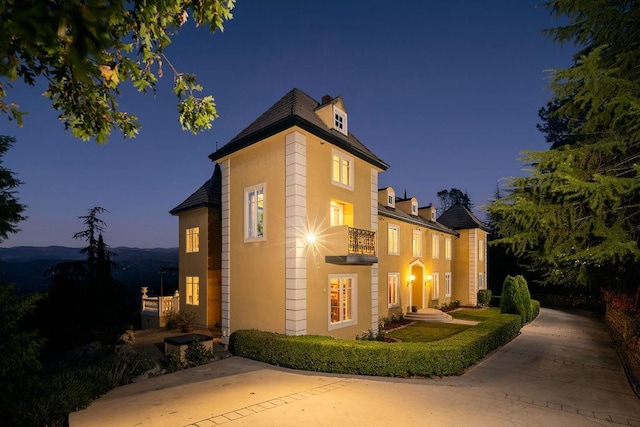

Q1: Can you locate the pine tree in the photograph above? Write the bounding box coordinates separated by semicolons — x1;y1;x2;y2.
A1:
487;1;640;306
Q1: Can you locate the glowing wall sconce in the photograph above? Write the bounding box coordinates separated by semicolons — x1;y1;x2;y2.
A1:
305;232;317;244
407;274;416;287
425;274;433;287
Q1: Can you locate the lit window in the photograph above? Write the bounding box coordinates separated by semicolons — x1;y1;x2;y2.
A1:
329;274;357;328
388;224;400;255
432;272;440;300
245;184;265;241
412;230;422;257
186;227;199;253
333;106;347;135
478;273;485;290
332;150;353;189
478;239;485;261
388;273;400;307
445;237;452;260
432;234;440;259
445;272;452;297
186;276;199;305
330;201;344;226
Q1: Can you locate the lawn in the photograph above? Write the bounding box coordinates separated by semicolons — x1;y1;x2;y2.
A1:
451;307;501;322
385;322;472;342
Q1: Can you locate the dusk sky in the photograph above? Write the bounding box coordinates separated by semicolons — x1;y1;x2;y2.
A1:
1;1;574;249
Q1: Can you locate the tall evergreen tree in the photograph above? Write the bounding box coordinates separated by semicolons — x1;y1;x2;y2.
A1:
488;0;640;306
0;135;26;243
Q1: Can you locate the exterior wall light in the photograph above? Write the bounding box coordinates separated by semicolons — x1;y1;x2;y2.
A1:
407;274;415;287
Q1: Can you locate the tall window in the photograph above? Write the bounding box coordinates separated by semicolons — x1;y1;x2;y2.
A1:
332;150;353;189
412;230;422;257
186;276;199;305
478;239;485;261
445;237;452;260
245;184;265;241
432;234;440;259
388;224;400;255
186;227;199;253
478;272;485;290
388;273;400;307
329;275;356;328
445;272;452;297
432;272;440;300
330;201;344;226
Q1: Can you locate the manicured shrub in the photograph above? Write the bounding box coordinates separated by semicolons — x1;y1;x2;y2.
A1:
229;313;522;378
530;299;540;321
500;275;523;319
516;275;533;322
477;289;492;306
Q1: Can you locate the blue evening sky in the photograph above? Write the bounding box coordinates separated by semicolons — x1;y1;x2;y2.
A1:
1;1;574;248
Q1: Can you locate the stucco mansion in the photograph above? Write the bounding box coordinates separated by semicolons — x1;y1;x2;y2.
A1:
169;88;489;343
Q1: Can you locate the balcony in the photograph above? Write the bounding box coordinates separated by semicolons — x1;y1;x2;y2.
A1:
325;226;377;265
140;288;180;329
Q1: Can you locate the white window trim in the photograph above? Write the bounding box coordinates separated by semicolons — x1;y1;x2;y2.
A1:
331;149;354;190
330;200;344;226
186;276;200;306
432;234;440;259
412;229;422;257
445;272;452;297
431;272;440;300
479;272;486;290
387;189;395;208
445;237;452;260
388;272;400;308
388;224;400;255
186;227;199;253
333;106;348;135
411;200;418;216
479;239;485;261
244;183;266;242
328;274;357;330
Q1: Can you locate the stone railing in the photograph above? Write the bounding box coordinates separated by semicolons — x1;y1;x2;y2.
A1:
141;287;180;316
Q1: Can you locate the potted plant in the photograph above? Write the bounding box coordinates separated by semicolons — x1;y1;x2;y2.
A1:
411;305;418;313
164;310;179;330
178;310;197;333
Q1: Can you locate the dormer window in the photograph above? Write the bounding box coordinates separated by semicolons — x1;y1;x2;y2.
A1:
411;199;418;216
333;106;347;135
431;210;436;221
387;188;395;208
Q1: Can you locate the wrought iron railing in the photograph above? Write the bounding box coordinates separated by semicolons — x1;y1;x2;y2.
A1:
348;227;376;256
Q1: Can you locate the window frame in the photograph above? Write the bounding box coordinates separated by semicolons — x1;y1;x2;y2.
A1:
431;272;440;300
432;234;440;259
445;272;452;297
412;229;422;257
478;272;486;290
331;150;354;190
186;276;200;306
328;274;357;330
333;106;348;135
186;227;200;253
387;272;400;308
445;237;452;260
244;183;266;242
388;224;400;255
478;239;485;261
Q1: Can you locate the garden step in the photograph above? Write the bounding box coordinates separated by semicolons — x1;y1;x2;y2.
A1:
404;308;453;323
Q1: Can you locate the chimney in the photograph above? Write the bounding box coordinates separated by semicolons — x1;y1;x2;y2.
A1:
321;94;333;104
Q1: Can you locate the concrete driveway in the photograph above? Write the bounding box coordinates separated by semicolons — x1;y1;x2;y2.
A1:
71;308;640;426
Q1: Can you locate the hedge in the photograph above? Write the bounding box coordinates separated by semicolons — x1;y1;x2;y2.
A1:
229;313;522;377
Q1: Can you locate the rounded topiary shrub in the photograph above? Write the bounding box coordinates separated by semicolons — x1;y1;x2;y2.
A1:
500;275;525;324
477;289;492;306
515;275;532;322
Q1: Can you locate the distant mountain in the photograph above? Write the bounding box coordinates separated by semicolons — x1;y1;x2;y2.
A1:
0;246;179;295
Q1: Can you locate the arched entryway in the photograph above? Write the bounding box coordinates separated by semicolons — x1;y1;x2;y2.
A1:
409;260;425;311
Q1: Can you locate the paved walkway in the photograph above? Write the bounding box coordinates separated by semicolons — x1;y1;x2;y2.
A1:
71;308;640;426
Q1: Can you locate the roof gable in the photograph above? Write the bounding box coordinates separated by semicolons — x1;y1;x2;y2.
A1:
437;204;490;232
169;164;222;215
209;88;388;170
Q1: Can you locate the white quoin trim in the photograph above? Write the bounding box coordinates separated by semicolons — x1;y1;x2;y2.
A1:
220;159;231;344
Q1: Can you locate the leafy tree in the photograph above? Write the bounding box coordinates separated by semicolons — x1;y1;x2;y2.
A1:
487;0;640;306
1;0;235;143
0;135;26;242
436;188;473;215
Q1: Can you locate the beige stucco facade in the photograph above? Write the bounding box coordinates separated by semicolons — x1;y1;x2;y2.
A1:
170;89;488;342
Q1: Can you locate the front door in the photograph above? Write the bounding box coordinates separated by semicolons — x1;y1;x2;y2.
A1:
410;265;424;310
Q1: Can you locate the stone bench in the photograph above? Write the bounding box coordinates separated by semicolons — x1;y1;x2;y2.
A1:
164;333;213;361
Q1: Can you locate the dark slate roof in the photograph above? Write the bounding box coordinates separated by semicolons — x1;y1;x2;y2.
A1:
209;88;389;170
437;204;490;232
378;204;458;236
169;164;222;215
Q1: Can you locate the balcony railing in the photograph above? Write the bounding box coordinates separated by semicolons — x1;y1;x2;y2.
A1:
141;291;180;316
348;227;376;256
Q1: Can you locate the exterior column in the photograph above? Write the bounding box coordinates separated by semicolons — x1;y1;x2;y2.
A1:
370;169;379;331
220;159;231;344
285;131;307;336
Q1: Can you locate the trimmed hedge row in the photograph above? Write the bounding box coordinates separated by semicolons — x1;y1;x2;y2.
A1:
229;313;522;377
